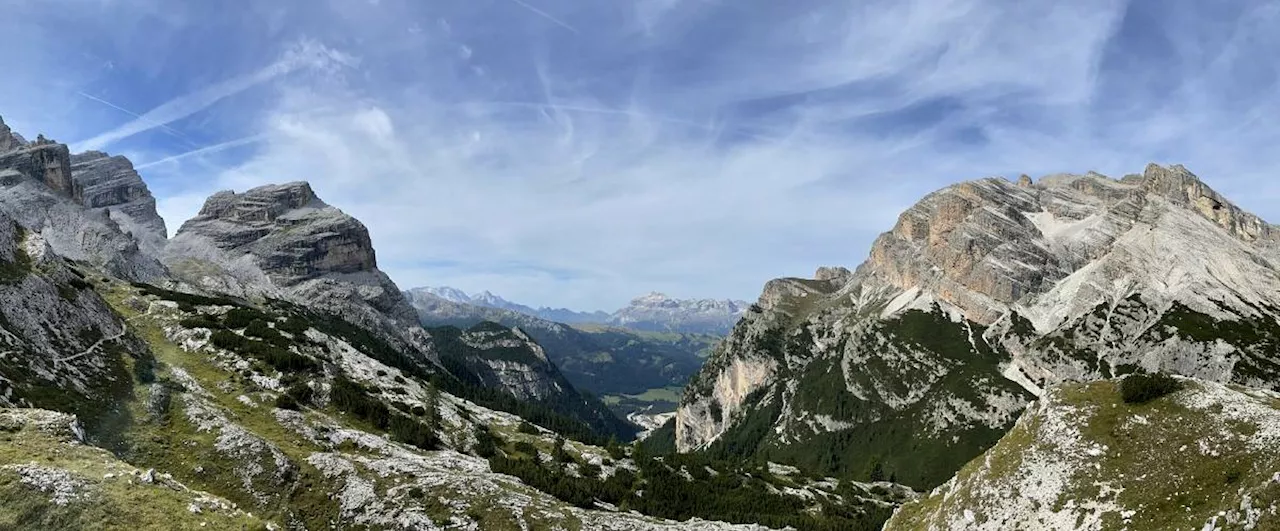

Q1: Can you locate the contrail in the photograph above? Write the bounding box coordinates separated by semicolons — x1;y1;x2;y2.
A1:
134;134;264;170
76;41;349;152
76;91;194;145
507;0;579;33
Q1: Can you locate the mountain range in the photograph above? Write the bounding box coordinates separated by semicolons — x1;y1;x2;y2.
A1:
3;109;1280;530
411;286;750;335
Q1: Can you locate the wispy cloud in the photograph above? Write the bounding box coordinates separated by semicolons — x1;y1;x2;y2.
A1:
12;0;1280;310
74;39;355;152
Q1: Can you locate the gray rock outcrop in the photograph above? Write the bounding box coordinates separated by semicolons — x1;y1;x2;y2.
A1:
0;117;166;281
69;151;169;255
165;181;434;363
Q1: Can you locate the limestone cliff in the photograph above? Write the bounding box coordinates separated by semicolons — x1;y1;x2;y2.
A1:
69;151;169;255
164;181;432;361
0;118;165;281
676;164;1280;492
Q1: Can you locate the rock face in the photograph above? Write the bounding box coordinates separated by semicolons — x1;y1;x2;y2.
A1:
0;116;25;152
165;182;431;360
0;117;166;281
69;151;169;254
885;378;1280;531
611;292;750;334
675;164;1280;491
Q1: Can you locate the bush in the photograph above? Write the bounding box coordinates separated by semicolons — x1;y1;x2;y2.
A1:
518;421;539;435
209;329;317;373
223;307;268;329
245;319;287;346
179;315;224;330
330;377;390;429
285;382;314;405
276;316;310;335
389;414;439;450
275;394;300;410
1120;372;1183;404
513;441;539;457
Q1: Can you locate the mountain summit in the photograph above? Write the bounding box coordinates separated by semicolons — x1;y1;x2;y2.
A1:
675;164;1280;490
409;286;749;334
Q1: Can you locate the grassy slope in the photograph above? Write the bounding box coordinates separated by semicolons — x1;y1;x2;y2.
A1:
0;410;264;530
887;379;1280;530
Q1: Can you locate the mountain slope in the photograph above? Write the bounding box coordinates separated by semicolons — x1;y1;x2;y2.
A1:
406;289;713;409
676;165;1280;493
0;113;835;529
885;377;1280;530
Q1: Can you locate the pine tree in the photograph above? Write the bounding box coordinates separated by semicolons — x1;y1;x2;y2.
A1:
425;382;441;431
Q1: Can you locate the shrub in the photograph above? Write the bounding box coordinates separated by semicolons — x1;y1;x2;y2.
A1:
514;441;539;456
330;376;390;429
245;319;287;346
474;425;499;458
276;316;310;335
275;394;300;410
1120;372;1183;404
285;382;314;405
179;315;224;330
223;307;268;329
518;421;539;435
389;414;439;450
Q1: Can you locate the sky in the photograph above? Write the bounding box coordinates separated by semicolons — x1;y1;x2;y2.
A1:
3;0;1280;311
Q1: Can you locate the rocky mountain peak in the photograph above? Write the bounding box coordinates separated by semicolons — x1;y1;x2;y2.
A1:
1134;163;1273;243
0;115;24;152
192;181;323;225
0;120;165;281
814;266;852;283
0;136;75;198
856;163;1280;325
68;150;168;254
167;181;428;359
633;292;672;304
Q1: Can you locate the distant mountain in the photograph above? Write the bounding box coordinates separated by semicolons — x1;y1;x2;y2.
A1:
417;286;611;324
404;288;717;413
611;292;750;335
412;286;749;334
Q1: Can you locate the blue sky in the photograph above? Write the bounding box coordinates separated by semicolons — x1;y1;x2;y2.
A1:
3;0;1280;311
